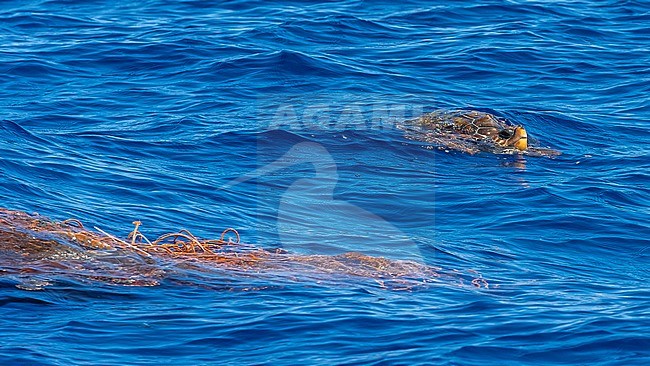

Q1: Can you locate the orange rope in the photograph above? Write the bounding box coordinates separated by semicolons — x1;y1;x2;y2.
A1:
0;208;487;289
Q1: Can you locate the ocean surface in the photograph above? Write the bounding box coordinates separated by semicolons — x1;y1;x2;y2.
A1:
1;0;649;364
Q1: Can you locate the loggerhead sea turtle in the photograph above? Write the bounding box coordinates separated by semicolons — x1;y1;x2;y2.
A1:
401;110;560;156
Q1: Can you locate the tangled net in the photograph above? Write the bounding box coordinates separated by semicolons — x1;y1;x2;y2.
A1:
0;208;489;290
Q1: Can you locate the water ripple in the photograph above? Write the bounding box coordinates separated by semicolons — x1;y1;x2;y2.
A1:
1;0;649;364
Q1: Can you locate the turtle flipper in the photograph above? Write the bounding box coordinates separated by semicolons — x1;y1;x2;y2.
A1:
417;131;481;154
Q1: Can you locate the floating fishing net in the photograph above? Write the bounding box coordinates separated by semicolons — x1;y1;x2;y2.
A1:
0;208;489;290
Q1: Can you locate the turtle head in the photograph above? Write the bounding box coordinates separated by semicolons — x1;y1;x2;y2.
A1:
496;126;528;151
512;126;528;150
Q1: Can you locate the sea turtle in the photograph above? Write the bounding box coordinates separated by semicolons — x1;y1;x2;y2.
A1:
400;110;560;156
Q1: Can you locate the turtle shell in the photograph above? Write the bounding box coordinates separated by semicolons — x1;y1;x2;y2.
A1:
418;110;512;140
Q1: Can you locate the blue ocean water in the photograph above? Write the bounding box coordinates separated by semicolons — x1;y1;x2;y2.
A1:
1;0;649;364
